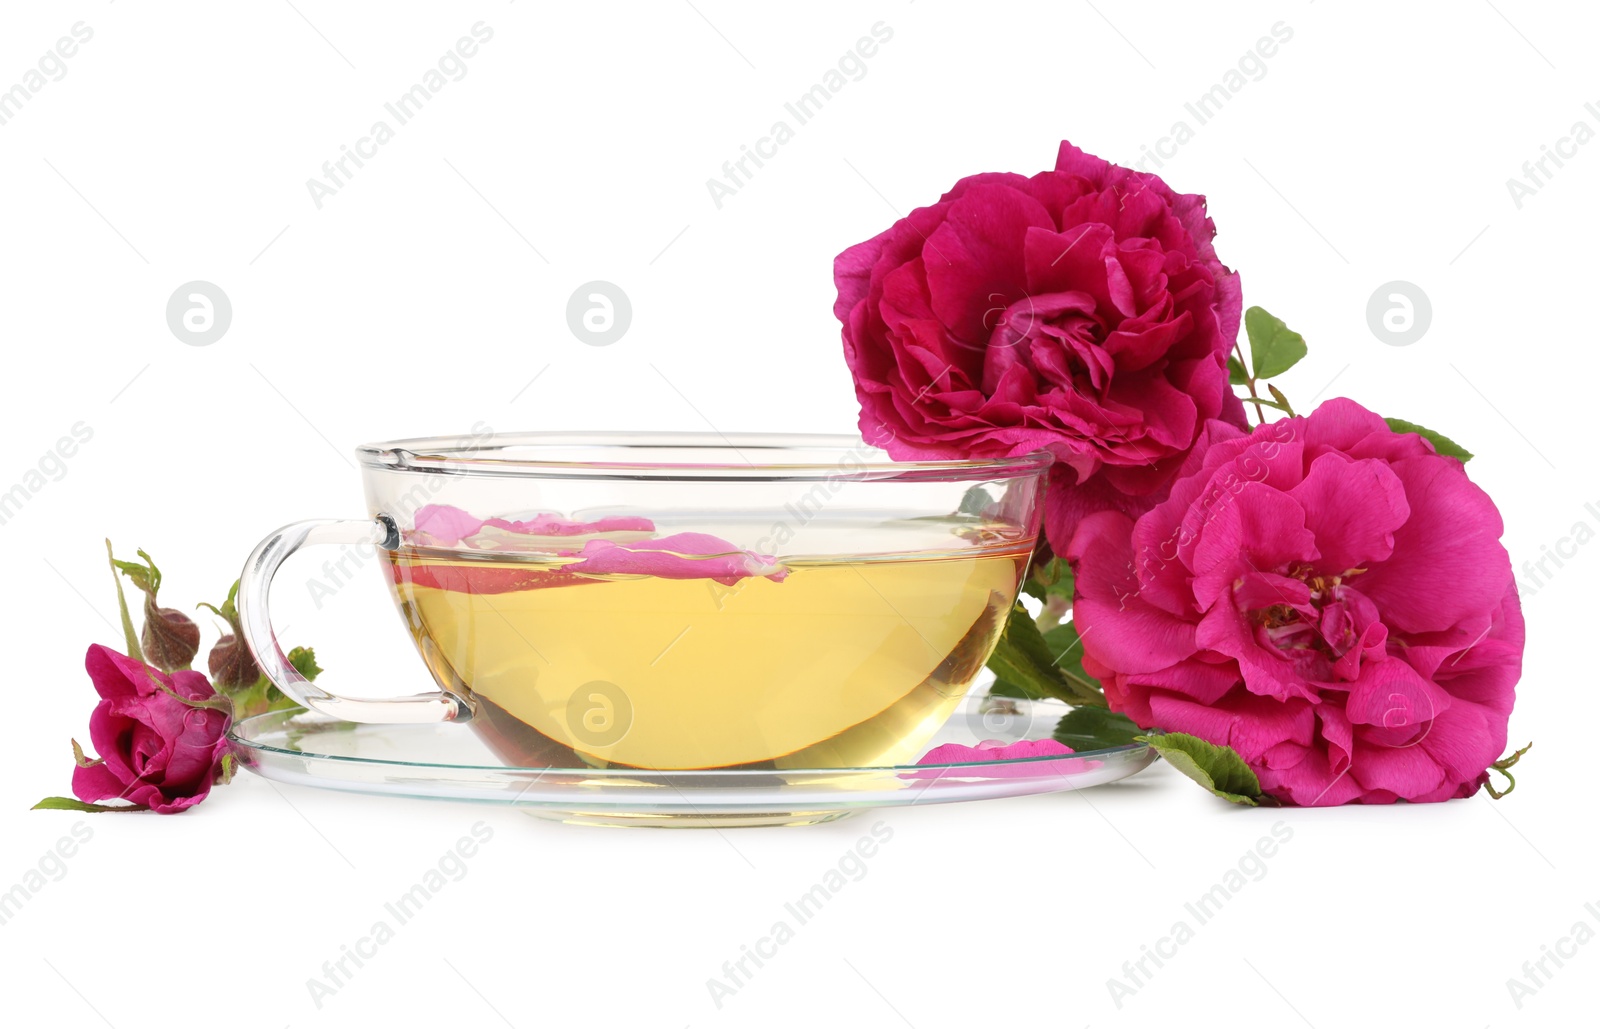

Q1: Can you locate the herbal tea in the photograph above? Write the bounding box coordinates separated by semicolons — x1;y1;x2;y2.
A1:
386;539;1028;770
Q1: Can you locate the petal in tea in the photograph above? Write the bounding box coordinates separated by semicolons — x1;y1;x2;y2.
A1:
410;504;657;549
389;560;599;595
562;533;789;585
411;504;491;546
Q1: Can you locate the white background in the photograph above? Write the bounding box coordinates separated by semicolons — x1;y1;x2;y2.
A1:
1;2;1594;1026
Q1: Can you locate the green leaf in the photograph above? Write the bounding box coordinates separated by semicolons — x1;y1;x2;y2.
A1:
1266;383;1296;418
1382;417;1473;461
1033;558;1075;599
1023;558;1074;630
1136;732;1265;805
219;676;270;720
1043;620;1100;692
288;646;323;682
989;678;1044;700
1227;353;1250;386
985;604;1104;707
1245;306;1308;380
32;796;150;813
957;484;995;517
1243;396;1291;414
1053;705;1142;750
104;540;144;664
109;548;163;598
1023;558;1075;608
263;686;302;715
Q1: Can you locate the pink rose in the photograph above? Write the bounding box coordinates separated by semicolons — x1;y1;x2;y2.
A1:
834;141;1247;549
71;644;232;813
1067;399;1524;805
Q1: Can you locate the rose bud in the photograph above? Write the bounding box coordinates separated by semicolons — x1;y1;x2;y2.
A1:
109;546;200;674
143;605;201;672
200;581;262;690
208;631;261;690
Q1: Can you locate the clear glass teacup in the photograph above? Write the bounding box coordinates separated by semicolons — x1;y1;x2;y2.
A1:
239;433;1050;771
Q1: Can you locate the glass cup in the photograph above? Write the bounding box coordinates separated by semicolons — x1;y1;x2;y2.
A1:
238;433;1050;771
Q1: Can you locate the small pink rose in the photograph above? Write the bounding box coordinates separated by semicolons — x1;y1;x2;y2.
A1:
71;644;231;814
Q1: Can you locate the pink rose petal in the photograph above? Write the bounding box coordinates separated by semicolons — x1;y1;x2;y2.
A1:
904;737;1095;779
562;533;788;586
410;504;657;548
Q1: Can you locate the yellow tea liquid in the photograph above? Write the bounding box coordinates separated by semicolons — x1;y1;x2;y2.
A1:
386;540;1028;769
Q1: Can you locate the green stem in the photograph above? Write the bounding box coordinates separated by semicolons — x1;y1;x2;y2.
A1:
1059;672;1109;707
1486;741;1532;799
1233;342;1264;425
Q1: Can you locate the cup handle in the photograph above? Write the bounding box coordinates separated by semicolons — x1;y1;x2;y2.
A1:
237;516;471;724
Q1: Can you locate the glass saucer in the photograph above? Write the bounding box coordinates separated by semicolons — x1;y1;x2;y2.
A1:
228;696;1156;828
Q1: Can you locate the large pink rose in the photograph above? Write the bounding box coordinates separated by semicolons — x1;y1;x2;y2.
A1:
833;141;1247;549
1066;399;1523;805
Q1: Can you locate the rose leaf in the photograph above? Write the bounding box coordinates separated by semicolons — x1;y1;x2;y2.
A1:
1043;620;1100;692
215;752;236;786
288;646;323;682
104;540;144;664
1035;557;1075;598
1053;705;1142;750
989;678;1044;700
985;604;1104;707
957;484;995;517
1136;732;1266;806
1244;306;1307;380
1227;353;1250;386
32;796;150;813
1382;417;1473;461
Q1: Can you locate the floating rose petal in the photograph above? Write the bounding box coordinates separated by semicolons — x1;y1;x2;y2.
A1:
409;504;657;549
562;533;789;586
396;514;786;593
